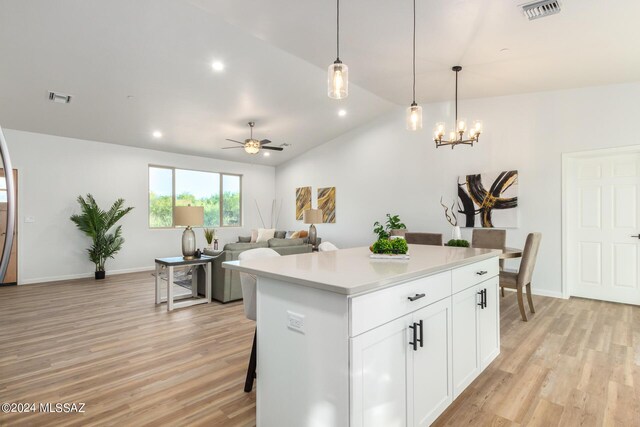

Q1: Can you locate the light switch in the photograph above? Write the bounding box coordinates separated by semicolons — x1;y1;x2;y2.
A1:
24;216;35;223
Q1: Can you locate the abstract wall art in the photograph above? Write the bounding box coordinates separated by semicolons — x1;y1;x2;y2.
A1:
457;170;518;228
317;187;336;223
295;186;311;220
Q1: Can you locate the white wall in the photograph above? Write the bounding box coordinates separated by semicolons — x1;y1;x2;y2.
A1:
275;82;640;298
5;129;275;284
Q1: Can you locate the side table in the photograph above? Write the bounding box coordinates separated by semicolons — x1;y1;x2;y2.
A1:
154;256;214;311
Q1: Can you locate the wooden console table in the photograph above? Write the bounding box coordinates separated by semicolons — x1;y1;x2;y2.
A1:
154;256;214;311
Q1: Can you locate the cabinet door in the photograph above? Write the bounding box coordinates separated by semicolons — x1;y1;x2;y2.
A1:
478;276;500;368
351;314;412;427
409;297;453;427
451;284;481;397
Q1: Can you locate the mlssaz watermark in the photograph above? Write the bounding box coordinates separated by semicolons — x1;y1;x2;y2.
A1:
2;402;86;413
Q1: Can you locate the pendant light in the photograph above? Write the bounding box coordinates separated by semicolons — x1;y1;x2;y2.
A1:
433;66;483;148
406;0;422;130
328;0;348;99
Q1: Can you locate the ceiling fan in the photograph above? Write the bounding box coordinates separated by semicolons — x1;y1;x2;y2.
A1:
223;122;284;154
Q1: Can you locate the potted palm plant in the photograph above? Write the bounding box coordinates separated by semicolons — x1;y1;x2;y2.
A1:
70;194;134;279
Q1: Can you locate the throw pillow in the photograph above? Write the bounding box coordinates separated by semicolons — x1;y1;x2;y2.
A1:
290;231;300;239
298;230;309;238
256;228;276;243
250;229;258;243
238;236;251;243
285;231;296;238
274;230;287;239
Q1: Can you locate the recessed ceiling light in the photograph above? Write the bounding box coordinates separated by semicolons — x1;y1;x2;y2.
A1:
152;131;163;139
338;109;347;117
211;61;225;72
263;151;270;157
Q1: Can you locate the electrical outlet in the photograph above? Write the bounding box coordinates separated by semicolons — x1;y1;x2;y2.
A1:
287;311;305;333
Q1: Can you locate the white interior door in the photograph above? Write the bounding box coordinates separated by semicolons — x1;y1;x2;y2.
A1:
567;152;640;305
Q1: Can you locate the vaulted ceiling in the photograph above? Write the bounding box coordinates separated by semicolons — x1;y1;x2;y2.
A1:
0;0;638;165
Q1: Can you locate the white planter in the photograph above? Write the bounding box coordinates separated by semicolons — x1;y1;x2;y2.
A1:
451;226;462;240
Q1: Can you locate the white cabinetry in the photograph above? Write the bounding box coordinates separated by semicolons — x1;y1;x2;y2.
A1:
452;275;500;398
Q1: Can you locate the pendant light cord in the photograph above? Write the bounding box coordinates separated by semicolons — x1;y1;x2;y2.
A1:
336;0;340;60
455;70;458;123
412;0;416;104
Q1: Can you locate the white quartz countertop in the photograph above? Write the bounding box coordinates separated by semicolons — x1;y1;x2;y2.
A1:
223;245;500;296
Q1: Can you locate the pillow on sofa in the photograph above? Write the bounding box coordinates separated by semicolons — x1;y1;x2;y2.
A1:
250;229;258;243
290;231;300;239
256;228;276;243
268;237;304;248
298;230;309;238
274;230;287;239
285;231;296;238
238;236;251;243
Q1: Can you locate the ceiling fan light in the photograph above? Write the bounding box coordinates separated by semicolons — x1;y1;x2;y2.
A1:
244;139;261;154
328;61;348;99
406;103;422;131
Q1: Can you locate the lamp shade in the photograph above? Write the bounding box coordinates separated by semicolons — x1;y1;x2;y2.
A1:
303;209;323;225
174;206;204;227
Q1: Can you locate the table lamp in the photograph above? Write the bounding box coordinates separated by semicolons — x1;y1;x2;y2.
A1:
303;208;323;248
174;205;204;259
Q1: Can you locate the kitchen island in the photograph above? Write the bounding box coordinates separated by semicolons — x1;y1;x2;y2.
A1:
223;244;501;427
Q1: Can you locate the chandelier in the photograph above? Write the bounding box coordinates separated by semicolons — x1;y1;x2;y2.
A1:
434;66;483;148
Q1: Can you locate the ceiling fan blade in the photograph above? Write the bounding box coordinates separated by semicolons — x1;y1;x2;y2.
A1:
226;139;245;145
260;139;272;145
262;146;284;151
222;146;245;149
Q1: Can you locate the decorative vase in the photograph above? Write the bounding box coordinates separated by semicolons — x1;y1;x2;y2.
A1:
95;270;105;280
451;226;462;240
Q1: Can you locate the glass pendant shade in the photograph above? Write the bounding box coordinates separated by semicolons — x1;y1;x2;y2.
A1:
244;140;261;154
457;118;467;133
328;61;348;99
406;103;423;131
434;122;445;139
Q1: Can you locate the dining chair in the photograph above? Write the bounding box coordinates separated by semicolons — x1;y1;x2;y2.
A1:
318;241;339;252
472;229;507;274
499;232;542;322
405;232;443;246
238;248;281;392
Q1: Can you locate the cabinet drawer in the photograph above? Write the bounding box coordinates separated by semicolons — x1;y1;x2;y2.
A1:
452;257;499;294
350;271;451;337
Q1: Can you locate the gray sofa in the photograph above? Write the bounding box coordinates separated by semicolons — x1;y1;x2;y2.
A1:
197;237;316;303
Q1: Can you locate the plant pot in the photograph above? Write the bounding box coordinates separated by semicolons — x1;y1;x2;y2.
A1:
95;270;106;280
389;229;407;238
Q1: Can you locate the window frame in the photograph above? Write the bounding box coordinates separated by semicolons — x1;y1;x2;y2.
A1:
148;164;243;229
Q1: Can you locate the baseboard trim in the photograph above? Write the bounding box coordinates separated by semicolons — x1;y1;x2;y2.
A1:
20;266;155;285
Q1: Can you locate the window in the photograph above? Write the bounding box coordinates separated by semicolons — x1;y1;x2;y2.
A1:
149;166;242;228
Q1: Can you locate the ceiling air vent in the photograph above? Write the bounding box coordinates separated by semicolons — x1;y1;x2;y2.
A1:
48;91;72;104
521;0;561;20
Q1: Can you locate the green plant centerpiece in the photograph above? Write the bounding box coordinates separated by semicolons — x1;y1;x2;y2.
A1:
446;239;470;248
373;213;407;240
371;214;409;256
70;194;134;279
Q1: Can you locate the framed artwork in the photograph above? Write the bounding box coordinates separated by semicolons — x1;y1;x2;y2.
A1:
295;186;311;220
317;187;336;223
457;170;518;228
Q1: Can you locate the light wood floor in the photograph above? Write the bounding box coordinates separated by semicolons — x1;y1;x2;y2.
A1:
1;273;638;426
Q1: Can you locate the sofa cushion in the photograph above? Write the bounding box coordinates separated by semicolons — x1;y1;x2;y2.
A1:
274;230;287;239
224;242;268;251
268;237;304;248
238;236;251;243
257;228;276;243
